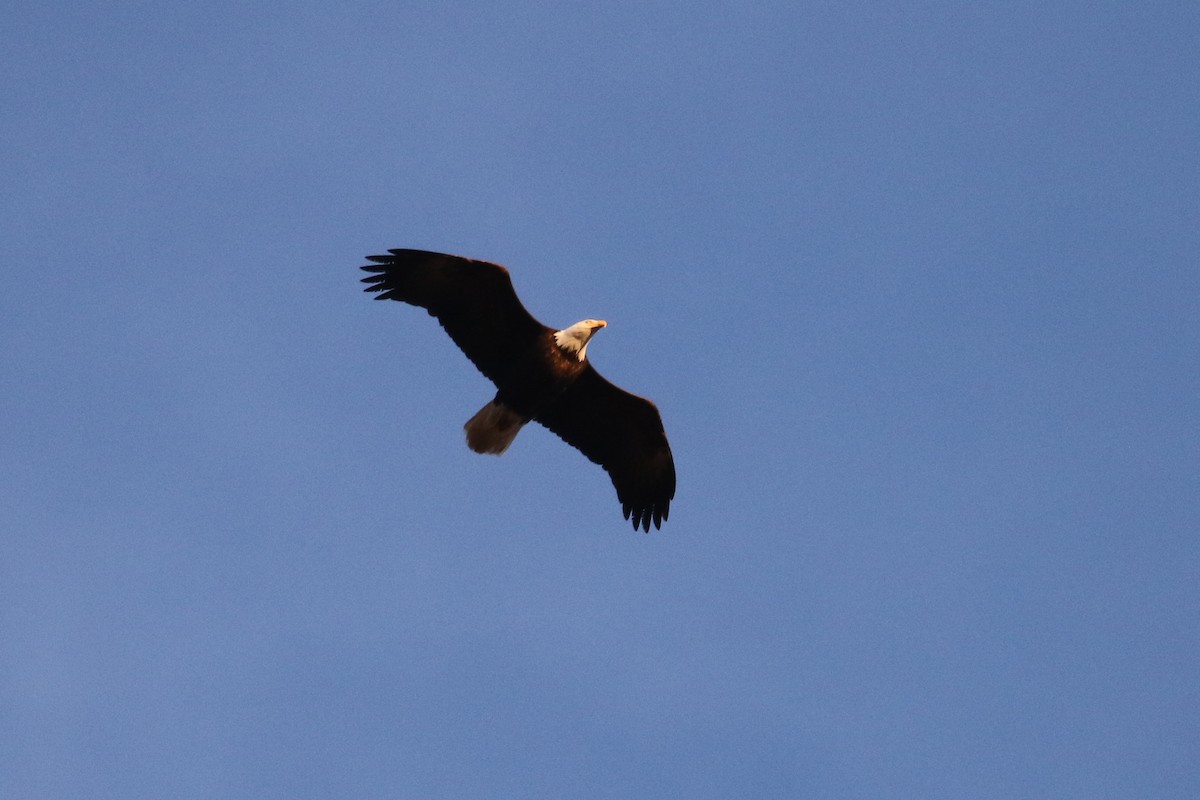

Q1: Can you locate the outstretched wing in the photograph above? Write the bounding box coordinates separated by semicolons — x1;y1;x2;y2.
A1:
361;249;550;385
535;366;676;532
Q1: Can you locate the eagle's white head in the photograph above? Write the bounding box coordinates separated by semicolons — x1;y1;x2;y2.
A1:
554;319;607;361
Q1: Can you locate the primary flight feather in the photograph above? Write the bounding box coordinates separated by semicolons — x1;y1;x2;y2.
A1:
361;249;676;532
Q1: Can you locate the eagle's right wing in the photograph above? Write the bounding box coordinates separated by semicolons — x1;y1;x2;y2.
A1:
361;249;550;386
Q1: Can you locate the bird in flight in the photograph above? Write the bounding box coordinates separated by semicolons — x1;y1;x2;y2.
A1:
361;249;676;531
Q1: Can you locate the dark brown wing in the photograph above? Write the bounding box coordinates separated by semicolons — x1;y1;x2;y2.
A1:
535;365;676;532
361;249;550;386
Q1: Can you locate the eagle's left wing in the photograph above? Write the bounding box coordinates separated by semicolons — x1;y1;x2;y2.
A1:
535;365;676;532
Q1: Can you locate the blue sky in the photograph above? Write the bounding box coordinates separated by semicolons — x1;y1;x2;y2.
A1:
3;2;1197;797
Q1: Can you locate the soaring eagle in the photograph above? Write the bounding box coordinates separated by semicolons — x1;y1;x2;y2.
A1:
361;249;676;531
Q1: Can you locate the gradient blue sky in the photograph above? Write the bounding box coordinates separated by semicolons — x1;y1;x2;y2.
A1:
3;2;1198;797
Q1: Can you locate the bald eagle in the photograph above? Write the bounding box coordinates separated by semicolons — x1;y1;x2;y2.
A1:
361;249;676;531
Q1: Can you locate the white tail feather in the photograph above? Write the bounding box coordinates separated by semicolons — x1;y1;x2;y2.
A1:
464;401;524;454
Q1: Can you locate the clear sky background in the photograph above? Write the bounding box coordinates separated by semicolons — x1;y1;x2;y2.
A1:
3;2;1197;797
